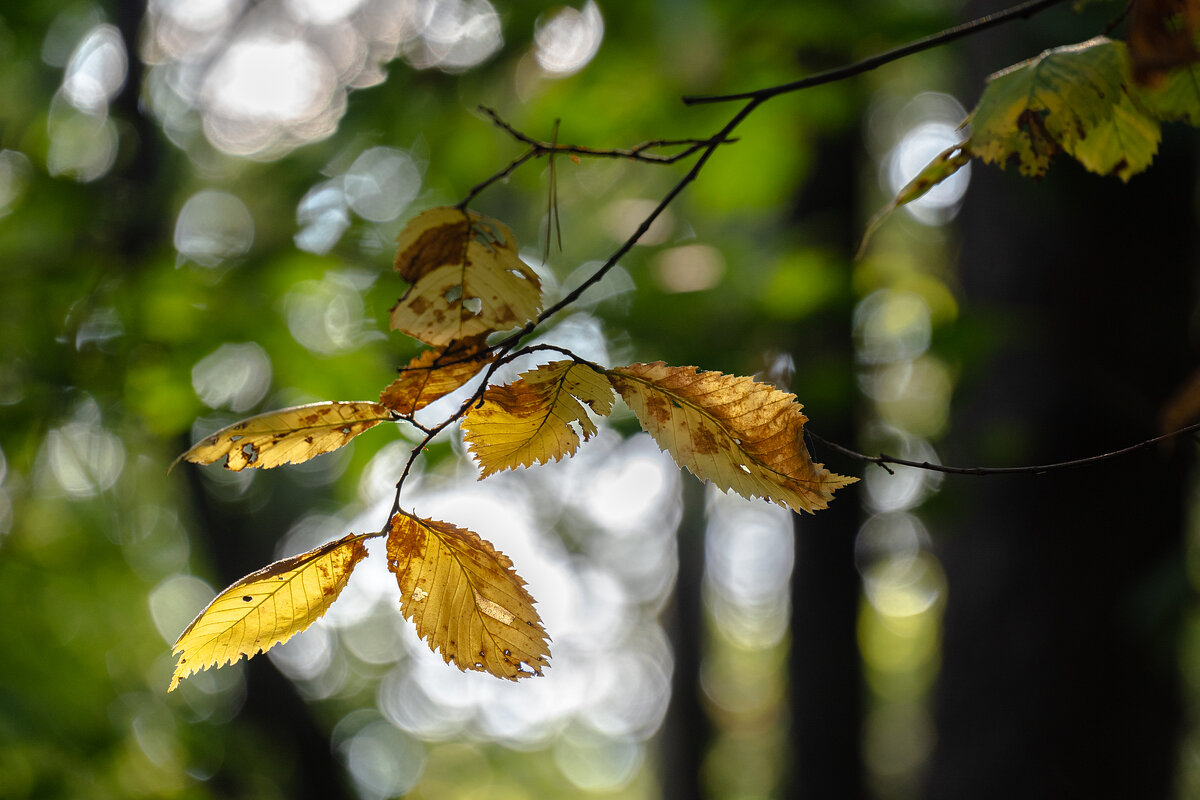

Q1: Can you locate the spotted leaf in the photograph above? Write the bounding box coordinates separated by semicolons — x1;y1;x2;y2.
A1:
389;207;542;347
386;512;550;680
169;533;370;691
462;360;615;478
378;335;496;415
607;362;856;513
172;401;392;472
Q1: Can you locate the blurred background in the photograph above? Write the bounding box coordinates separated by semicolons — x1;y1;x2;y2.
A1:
1;0;1197;798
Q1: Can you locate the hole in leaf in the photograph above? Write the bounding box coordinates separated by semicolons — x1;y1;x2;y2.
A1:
738;464;751;473
508;268;527;280
241;442;258;463
443;285;463;303
462;296;483;315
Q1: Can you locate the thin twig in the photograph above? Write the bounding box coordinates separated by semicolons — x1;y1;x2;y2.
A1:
682;0;1072;105
531;99;759;326
1104;0;1134;35
808;422;1200;477
458;147;540;209
479;106;734;164
457;109;732;210
544;119;563;263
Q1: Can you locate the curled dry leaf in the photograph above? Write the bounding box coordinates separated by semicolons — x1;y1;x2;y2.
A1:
378;335;496;415
389;206;542;347
859;144;969;259
607;362;856;513
461;360;615;478
172;401;393;471
386;512;550;680
169;533;370;691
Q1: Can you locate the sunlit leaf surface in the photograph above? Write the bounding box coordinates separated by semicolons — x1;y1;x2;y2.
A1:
173;401;393;471
389;207;542;347
462;360;615;477
386;512;550;680
378;335;496;415
169;533;370;691
607;362;856;513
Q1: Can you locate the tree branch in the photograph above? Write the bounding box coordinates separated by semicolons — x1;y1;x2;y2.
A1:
397;0;1136;535
531;98;760;325
456;108;736;208
477;106;733;164
682;0;1072;105
808;422;1200;477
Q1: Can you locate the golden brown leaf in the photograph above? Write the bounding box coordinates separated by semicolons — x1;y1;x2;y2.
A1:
461;360;615;478
386;512;550;680
607;362;856;513
1129;0;1200;85
172;401;392;472
389;207;542;347
169;533;370;691
378;336;496;415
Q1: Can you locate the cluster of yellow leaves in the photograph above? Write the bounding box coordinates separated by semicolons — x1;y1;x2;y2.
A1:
462;360;855;514
169;206;857;692
170;516;550;689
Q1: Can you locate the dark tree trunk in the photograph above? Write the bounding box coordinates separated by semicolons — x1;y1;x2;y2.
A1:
926;10;1195;797
785;127;864;800
182;466;355;800
661;477;712;800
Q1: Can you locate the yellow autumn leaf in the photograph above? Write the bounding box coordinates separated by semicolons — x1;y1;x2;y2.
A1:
389;206;542;347
386;512;550;680
172;401;393;472
461;360;615;478
607;362;856;513
378;335;496;415
169;533;370;691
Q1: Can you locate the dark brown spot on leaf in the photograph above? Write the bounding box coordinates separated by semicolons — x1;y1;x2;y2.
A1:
692;425;720;455
407;294;430;316
395;220;470;282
